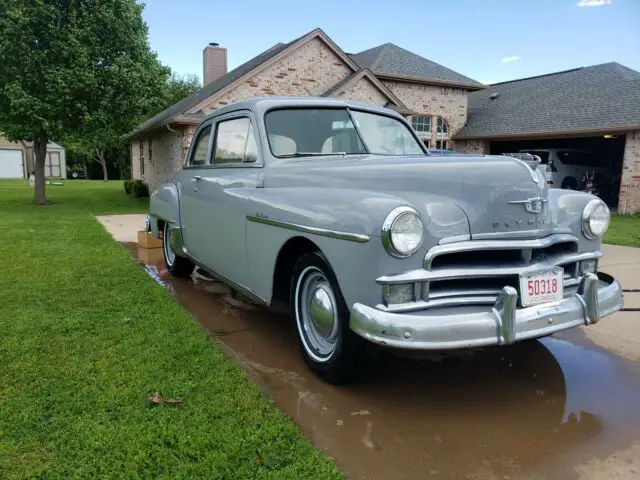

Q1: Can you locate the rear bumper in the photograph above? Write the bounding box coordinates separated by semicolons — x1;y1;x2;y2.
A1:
350;273;623;350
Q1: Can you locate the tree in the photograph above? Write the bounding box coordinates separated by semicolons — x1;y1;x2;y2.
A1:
162;73;201;113
0;0;169;200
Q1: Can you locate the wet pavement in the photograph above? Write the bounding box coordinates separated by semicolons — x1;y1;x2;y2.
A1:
124;243;640;480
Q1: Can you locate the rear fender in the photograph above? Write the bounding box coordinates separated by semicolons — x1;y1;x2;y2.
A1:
149;182;181;235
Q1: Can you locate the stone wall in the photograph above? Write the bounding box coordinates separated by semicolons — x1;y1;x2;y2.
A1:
334;77;388;106
453;139;490;154
382;81;467;140
130;127;187;190
195;37;353;114
618;130;640;214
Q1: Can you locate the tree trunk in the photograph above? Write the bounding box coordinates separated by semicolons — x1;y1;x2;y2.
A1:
33;137;48;205
96;149;108;181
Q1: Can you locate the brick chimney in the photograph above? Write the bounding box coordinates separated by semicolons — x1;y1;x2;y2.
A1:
203;43;227;85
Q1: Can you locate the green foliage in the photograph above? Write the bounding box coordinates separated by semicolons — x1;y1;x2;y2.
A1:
130;179;149;198
123;179;133;195
159;73;201;115
605;215;640;248
0;0;171;191
0;180;342;478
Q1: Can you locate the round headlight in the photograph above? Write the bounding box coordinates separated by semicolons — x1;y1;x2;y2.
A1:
582;199;610;239
382;206;424;257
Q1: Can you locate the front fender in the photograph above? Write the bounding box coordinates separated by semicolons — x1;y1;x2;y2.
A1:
149;182;181;231
241;187;470;308
549;189;602;252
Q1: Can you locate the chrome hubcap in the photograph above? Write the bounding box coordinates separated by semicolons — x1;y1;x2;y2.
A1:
163;224;176;267
295;267;339;362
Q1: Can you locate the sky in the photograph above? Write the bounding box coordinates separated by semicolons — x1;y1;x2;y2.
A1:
141;0;640;85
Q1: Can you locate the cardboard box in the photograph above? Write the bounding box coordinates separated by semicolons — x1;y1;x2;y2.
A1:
137;230;162;249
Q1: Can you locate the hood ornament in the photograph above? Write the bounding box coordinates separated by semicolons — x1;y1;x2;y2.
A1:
508;197;548;214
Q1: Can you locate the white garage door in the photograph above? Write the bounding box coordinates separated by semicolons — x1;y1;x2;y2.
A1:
0;149;24;178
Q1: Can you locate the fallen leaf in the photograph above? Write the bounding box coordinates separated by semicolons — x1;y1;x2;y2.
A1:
148;392;184;405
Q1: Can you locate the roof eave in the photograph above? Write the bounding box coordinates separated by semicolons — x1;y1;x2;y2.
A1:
454;124;640;141
124;117;201;140
374;73;486;91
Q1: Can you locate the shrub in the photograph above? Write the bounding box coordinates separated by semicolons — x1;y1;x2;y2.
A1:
123;180;133;195
131;180;149;198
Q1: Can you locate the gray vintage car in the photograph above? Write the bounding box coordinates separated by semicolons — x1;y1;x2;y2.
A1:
149;97;623;383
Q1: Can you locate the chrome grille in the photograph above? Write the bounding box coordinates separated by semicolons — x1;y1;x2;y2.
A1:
377;234;602;312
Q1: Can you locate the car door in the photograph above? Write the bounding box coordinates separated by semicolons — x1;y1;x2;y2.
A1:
190;111;263;288
176;121;214;263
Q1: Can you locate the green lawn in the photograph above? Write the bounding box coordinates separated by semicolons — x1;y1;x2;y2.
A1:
0;180;341;479
605;214;640;248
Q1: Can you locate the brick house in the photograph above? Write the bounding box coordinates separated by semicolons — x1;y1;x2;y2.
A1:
128;28;640;212
127;28;484;189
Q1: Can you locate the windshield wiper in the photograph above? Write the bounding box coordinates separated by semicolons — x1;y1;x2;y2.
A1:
279;152;348;158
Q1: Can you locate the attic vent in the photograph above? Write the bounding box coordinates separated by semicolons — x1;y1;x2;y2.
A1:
489;92;500;100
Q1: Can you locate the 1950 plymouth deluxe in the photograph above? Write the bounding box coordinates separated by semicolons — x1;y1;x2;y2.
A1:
148;97;624;384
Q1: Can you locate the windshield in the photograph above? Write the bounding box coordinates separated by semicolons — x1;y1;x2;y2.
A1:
265;108;424;158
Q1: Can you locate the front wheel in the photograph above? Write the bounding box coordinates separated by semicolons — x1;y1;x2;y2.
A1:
290;252;369;384
162;222;194;278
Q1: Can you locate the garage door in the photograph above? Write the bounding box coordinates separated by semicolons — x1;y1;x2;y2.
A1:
0;149;24;178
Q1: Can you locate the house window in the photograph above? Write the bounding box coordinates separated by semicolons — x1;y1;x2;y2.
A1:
411;115;431;134
139;139;145;176
437;117;449;135
148;137;153;165
435;140;449;150
422;139;431;149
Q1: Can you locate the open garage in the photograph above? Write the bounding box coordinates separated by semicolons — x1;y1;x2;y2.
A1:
490;134;626;208
455;63;640;213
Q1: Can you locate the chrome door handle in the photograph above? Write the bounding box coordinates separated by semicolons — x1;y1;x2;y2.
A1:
193;175;202;180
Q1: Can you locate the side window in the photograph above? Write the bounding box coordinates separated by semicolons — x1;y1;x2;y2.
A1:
214;117;259;165
190;125;212;167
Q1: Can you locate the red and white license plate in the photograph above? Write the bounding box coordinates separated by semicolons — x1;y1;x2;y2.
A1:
519;267;564;307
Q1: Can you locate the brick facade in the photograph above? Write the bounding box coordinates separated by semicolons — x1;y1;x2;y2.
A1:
334;77;388;106
618;130;640;213
132;127;190;189
194;38;352;115
453;139;490;154
382;81;467;146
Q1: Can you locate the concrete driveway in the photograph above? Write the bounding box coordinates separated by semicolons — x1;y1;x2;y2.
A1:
97;214;640;480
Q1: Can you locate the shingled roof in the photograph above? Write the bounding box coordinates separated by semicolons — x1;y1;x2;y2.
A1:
349;43;484;90
127;42;293;138
457;62;640;139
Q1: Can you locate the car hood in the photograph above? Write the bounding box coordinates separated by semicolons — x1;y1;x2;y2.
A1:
265;154;551;238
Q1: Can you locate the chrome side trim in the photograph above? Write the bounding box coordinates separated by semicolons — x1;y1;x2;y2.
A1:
438;234;472;245
247;215;370;243
424;233;579;269
472;228;573;240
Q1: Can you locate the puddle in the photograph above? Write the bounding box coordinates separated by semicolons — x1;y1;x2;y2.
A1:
125;243;640;480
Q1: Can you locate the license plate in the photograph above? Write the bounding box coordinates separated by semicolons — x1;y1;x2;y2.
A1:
519;267;564;307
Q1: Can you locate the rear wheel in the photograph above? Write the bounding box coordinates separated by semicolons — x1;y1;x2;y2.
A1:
291;252;369;384
163;222;194;278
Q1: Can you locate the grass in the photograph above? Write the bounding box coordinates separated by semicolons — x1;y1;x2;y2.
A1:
605;214;640;248
0;180;342;479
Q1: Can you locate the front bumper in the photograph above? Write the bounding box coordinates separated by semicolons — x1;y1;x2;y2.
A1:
350;272;623;350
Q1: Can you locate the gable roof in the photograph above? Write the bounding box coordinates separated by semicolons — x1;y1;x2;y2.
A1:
126;42;293;138
127;28;363;139
320;68;413;113
350;43;484;90
456;62;640;139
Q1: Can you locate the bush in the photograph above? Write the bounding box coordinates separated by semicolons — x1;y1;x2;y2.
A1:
131;180;149;198
123;180;133;195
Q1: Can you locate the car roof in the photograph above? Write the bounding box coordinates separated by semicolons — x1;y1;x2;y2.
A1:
521;148;596;153
202;96;404;121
